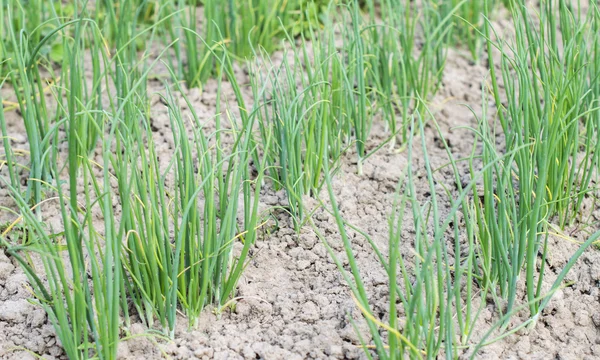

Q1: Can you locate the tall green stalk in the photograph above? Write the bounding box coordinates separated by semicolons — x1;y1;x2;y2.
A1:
0;86;123;360
480;0;600;316
319;113;487;359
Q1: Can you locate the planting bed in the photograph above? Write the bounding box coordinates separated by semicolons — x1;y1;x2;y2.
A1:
1;1;600;359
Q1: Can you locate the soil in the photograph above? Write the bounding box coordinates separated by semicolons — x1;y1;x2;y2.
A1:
1;6;600;360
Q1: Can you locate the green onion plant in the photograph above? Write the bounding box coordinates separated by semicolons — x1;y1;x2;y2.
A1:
1;1;55;208
354;0;461;153
0;78;124;360
172;0;331;88
248;22;346;229
317;113;488;359
478;0;600;317
118;75;268;335
434;0;508;59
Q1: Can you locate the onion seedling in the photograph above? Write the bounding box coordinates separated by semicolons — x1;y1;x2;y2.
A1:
116;48;268;334
318;112;488;359
480;0;600;316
